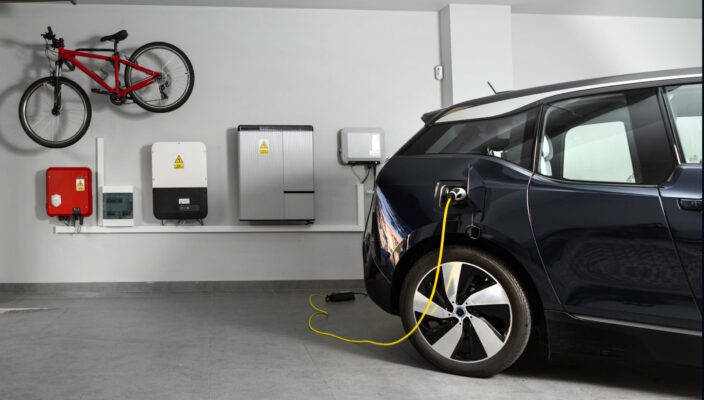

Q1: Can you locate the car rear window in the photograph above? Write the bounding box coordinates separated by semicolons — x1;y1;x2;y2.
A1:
401;108;539;170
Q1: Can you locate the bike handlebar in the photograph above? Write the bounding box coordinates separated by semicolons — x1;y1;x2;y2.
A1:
41;26;64;49
41;26;54;40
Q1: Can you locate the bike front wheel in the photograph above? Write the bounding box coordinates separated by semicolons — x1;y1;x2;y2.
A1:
125;42;194;113
18;77;92;148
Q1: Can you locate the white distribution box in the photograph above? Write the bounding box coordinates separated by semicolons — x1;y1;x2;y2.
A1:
101;185;134;227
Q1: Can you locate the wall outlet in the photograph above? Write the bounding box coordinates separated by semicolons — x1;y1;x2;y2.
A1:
434;65;444;80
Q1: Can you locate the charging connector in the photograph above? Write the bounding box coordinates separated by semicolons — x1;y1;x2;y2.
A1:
448;187;467;201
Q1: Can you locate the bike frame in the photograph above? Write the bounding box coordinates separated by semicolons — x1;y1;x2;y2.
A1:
58;47;161;98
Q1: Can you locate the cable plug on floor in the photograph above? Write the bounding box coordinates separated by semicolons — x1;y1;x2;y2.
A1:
325;291;368;302
325;292;356;302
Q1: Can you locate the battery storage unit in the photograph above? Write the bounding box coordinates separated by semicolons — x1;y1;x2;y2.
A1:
46;167;93;218
238;125;315;222
152;142;208;221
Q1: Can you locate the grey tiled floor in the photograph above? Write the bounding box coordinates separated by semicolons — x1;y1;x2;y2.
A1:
0;289;700;400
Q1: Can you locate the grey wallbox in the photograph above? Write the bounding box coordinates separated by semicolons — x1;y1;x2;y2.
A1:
339;127;385;164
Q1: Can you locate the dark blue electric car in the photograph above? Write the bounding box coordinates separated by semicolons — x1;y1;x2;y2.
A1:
363;68;702;377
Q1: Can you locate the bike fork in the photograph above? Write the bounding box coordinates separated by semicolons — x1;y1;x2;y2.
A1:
51;60;62;116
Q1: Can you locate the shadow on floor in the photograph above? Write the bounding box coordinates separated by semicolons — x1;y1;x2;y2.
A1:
505;341;701;398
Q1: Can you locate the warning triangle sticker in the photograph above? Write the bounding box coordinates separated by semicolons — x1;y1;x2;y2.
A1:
259;139;270;154
174;155;184;164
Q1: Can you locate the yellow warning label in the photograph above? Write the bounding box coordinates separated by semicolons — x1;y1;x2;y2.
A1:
258;139;270;155
174;155;184;169
76;179;85;192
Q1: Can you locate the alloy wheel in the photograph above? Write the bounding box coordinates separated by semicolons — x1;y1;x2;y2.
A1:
413;261;512;362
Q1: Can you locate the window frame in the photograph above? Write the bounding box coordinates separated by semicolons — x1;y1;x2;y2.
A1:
531;86;683;187
658;84;702;166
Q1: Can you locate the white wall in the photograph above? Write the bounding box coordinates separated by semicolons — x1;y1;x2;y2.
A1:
0;3;701;284
439;4;514;106
511;13;702;88
0;3;441;283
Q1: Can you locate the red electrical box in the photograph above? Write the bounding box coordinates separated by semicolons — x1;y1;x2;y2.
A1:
46;167;93;218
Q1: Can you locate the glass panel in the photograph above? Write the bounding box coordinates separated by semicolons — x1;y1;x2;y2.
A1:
402;108;538;170
665;84;702;164
539;89;674;185
103;193;133;219
563;121;634;183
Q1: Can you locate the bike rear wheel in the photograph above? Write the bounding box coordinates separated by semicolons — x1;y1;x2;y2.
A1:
125;42;194;113
18;77;91;148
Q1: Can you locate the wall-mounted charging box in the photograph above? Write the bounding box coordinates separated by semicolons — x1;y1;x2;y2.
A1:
339;127;384;165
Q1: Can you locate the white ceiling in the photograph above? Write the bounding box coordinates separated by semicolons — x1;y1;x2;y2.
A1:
70;0;702;18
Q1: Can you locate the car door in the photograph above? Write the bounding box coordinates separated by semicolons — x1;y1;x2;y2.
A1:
528;87;701;331
659;83;703;312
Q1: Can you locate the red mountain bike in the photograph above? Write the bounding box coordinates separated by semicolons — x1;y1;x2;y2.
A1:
19;27;195;148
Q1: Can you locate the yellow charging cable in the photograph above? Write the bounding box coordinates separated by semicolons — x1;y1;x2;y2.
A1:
307;197;453;346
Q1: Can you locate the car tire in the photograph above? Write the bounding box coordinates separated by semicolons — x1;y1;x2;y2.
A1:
400;245;531;377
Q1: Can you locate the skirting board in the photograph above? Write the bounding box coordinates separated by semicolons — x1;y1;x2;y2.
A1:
0;280;365;293
55;183;366;234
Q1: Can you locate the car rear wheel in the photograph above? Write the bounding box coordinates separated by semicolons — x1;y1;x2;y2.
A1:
400;246;531;377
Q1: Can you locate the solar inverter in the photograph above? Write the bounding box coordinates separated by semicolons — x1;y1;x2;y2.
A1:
151;142;208;221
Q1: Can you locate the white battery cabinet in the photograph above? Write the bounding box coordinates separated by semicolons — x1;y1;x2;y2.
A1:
237;125;315;222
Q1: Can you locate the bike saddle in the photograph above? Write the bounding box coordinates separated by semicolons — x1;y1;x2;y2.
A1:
100;30;128;43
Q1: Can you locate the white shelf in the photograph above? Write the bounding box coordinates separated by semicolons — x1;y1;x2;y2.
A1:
55;224;363;234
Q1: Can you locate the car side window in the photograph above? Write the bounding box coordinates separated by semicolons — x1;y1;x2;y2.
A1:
664;83;702;164
402;108;538;170
538;89;675;185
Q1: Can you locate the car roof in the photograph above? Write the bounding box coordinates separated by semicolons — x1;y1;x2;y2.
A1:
424;67;702;124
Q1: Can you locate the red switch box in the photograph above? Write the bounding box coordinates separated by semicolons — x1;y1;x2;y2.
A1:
46;167;93;217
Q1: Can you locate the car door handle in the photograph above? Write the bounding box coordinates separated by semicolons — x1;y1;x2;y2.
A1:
678;198;702;211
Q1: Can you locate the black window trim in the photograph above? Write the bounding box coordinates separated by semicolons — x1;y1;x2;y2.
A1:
531;87;679;188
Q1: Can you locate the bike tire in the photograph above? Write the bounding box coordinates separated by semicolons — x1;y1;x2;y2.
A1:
124;41;194;113
18;76;92;149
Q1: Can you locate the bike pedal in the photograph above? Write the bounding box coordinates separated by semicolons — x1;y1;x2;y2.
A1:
90;88;110;95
